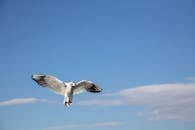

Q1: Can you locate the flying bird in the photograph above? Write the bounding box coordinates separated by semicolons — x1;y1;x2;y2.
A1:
32;74;102;107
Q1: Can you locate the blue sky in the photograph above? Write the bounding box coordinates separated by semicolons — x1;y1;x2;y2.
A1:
0;0;195;130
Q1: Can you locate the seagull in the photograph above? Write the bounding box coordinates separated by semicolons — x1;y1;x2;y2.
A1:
32;74;102;107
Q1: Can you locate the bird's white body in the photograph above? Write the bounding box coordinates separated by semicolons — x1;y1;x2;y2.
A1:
63;82;74;107
32;74;102;107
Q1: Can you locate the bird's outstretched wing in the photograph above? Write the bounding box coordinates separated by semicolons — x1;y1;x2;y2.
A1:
32;74;66;95
73;80;102;95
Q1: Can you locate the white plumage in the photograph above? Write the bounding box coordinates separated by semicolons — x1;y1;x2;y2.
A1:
32;74;102;107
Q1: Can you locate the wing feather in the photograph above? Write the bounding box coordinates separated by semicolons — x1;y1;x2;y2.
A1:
73;80;102;95
32;74;66;96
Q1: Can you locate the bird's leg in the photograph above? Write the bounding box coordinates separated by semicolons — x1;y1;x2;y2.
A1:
69;94;73;104
63;94;71;107
63;94;68;106
63;96;66;105
64;98;70;107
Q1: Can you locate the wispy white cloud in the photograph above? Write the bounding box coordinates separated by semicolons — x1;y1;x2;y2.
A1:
0;98;58;107
78;83;195;122
78;99;124;106
2;82;195;122
44;121;124;130
0;98;38;106
44;124;80;130
92;121;124;127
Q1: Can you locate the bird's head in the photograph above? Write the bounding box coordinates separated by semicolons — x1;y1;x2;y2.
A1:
70;82;76;87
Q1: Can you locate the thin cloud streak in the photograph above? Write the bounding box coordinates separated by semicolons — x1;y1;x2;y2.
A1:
79;83;195;121
44;121;124;130
0;98;58;107
92;121;124;127
0;98;38;106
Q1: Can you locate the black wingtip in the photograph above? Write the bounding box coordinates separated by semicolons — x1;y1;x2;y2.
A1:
31;74;47;87
89;84;102;93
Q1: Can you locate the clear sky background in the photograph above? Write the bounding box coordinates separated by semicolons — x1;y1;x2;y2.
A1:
0;0;195;130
